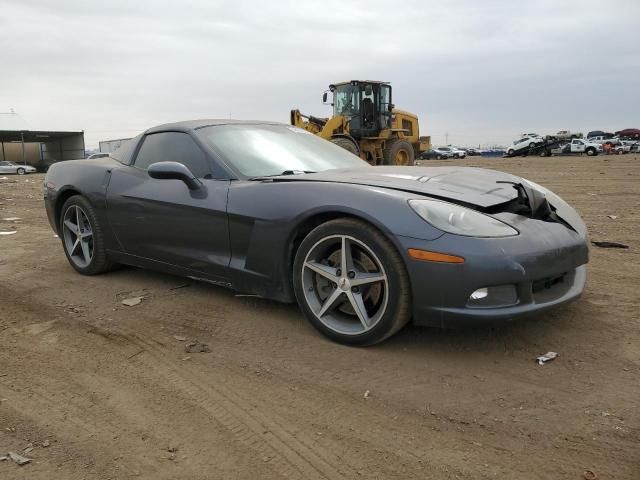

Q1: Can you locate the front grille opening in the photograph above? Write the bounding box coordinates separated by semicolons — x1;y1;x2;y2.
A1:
532;273;566;293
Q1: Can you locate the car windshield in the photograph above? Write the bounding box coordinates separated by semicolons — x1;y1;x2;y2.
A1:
196;124;368;177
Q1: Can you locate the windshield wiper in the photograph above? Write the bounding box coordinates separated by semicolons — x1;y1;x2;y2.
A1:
249;170;316;180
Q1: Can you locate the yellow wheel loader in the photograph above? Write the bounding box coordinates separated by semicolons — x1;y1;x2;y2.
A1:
290;80;430;166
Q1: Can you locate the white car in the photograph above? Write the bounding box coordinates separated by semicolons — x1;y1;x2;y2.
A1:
587;136;619;145
448;146;467;159
506;136;543;156
613;144;632;154
520;133;542;139
86;153;110;160
0;161;37;175
553;130;582;140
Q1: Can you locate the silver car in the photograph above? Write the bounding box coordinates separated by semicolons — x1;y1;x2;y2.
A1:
0;161;37;175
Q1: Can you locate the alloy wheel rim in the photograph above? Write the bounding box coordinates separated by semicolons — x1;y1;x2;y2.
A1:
301;235;389;335
62;205;94;268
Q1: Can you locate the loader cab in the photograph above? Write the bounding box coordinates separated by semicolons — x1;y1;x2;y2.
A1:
328;81;392;139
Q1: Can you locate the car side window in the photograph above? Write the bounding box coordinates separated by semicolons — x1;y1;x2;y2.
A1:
0;161;8;166
134;132;212;179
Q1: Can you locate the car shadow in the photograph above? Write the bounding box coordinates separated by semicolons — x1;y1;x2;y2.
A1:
105;265;582;358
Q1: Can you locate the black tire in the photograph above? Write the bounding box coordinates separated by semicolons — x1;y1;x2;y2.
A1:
293;218;411;346
383;139;415;166
507;149;515;156
59;195;118;275
586;147;597;156
17;168;25;175
437;154;444;160
330;137;359;156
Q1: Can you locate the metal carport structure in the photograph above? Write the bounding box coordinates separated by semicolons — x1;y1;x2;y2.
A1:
0;129;85;171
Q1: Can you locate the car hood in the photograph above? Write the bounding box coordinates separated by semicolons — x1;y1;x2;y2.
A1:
272;166;522;208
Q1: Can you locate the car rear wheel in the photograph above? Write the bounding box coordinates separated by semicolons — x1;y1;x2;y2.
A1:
60;195;118;275
293;218;411;345
17;168;25;175
586;147;596;156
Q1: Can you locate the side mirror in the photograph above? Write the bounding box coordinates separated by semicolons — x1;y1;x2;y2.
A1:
322;91;328;103
148;161;202;190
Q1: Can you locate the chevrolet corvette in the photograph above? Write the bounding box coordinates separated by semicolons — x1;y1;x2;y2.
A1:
44;120;589;345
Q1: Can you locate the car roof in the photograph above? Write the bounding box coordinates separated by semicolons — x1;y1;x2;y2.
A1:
145;119;284;134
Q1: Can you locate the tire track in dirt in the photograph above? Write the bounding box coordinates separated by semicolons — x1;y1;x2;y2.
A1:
116;329;353;480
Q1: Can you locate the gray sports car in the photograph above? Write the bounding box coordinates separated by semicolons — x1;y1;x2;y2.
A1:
43;120;589;345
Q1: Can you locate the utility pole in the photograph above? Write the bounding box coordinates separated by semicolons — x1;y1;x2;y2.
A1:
21;132;25;165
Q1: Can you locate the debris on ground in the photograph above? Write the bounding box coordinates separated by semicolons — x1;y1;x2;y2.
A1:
122;297;143;307
41;440;50;448
7;451;31;465
173;335;187;342
0;230;17;235
591;241;629;249
184;341;210;353
536;352;559;365
583;469;598;480
2;217;21;221
364;390;371;399
606;215;618;220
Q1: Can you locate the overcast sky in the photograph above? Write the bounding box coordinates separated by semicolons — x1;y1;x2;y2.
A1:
1;0;638;148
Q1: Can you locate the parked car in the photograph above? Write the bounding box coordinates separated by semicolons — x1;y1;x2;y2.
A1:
520;133;542;139
559;139;602;156
506;136;543;156
418;148;453;160
448;146;467;159
462;148;481;156
587;131;612;139
43;119;589;345
612;144;632;154
615;128;640;139
588;136;620;145
552;130;582;140
0;161;37;175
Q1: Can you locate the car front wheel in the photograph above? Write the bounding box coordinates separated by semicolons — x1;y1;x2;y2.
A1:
293;218;411;345
17;168;25;175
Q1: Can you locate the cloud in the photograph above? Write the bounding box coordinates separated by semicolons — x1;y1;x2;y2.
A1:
0;0;638;147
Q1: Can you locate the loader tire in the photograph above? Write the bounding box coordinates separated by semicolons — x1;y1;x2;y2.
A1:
331;137;360;156
383;139;415;166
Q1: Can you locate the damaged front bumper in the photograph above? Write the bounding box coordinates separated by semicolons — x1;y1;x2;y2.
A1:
398;215;589;328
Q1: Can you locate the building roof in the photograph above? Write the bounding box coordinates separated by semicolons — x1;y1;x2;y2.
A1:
0;112;83;142
0;130;84;142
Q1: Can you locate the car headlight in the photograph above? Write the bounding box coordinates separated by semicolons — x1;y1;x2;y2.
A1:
408;199;518;237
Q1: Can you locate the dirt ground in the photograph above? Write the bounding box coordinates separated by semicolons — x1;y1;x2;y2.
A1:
1;154;639;480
